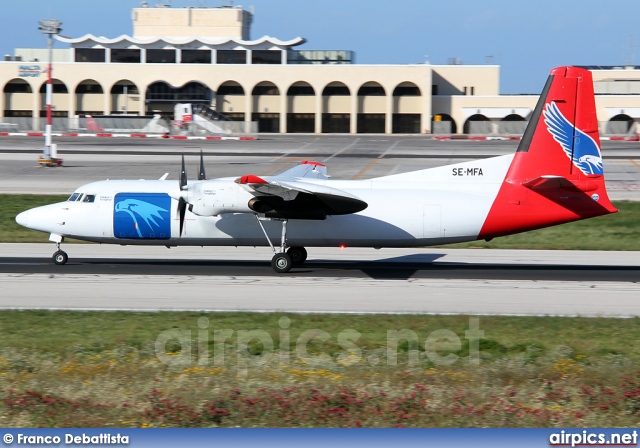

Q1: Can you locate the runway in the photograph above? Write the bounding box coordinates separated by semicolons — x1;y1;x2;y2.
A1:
1;244;638;317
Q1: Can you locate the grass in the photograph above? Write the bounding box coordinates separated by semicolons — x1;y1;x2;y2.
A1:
1;311;640;361
3;194;640;249
1;194;68;243
447;203;640;250
2;311;640;427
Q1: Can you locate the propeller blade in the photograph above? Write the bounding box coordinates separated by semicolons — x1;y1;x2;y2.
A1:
180;153;188;190
178;197;186;236
177;153;188;236
198;149;206;180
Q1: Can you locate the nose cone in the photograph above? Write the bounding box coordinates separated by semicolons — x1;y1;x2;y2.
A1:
15;211;29;228
15;203;67;233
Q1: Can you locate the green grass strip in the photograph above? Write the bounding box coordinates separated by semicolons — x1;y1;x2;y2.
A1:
1;310;639;361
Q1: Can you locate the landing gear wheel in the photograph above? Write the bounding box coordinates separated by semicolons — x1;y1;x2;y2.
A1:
52;250;68;265
271;253;292;274
287;246;307;266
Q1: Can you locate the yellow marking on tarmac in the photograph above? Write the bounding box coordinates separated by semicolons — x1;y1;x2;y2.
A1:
261;158;300;176
352;158;381;180
630;159;640;169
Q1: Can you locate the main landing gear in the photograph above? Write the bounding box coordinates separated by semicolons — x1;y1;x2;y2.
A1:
254;215;307;274
52;242;68;265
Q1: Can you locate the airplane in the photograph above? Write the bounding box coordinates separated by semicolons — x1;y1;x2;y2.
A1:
15;66;618;273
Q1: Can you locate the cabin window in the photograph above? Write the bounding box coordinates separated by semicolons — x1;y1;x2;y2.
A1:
68;193;80;201
83;195;96;203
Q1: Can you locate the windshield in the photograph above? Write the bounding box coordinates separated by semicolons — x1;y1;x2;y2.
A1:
68;193;80;202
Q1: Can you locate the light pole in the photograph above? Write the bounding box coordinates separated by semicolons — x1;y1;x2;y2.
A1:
38;19;62;165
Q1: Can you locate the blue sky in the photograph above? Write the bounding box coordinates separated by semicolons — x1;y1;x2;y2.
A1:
2;0;639;93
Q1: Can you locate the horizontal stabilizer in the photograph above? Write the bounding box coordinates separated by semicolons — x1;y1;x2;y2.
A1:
522;175;577;191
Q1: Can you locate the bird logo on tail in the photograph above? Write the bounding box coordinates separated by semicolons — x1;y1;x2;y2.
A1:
543;102;603;176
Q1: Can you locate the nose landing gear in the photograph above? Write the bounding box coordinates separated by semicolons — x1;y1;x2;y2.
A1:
49;234;68;265
52;242;68;265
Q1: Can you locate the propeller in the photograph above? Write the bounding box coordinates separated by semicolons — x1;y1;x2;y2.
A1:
198;149;206;180
172;151;207;236
177;153;188;236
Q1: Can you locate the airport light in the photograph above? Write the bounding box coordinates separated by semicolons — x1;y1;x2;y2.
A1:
38;19;62;163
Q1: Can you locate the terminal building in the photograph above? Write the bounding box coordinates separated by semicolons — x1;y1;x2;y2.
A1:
1;3;640;136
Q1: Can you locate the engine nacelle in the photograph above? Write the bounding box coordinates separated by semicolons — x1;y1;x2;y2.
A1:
186;181;254;216
248;197;273;213
247;195;326;220
187;204;221;217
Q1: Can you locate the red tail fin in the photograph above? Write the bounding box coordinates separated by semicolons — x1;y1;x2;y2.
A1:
85;115;104;132
479;66;617;239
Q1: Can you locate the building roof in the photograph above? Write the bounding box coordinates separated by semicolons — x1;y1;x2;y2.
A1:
577;65;640;71
56;34;306;48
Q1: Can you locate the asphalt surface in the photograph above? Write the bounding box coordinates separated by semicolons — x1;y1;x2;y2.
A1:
0;246;638;316
0;254;638;282
1;136;639;199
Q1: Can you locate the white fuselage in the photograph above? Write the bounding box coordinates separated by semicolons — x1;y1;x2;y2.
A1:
17;156;513;248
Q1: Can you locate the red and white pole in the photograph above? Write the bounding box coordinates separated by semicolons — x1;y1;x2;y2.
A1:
44;36;53;158
38;19;61;161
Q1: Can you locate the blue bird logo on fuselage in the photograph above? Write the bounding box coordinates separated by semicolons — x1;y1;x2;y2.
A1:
543;101;604;176
113;194;171;239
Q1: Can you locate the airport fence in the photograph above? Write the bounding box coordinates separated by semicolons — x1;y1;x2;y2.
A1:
431;121;452;135
0;117;70;133
0;116;636;139
71;115;171;134
0;116;258;138
434;120;637;139
602;120;636;136
177;120;258;137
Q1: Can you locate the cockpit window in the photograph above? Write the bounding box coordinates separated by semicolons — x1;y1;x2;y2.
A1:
83;195;96;203
76;194;84;202
68;193;80;202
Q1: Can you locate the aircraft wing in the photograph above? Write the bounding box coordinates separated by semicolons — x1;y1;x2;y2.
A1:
273;161;329;180
235;172;367;218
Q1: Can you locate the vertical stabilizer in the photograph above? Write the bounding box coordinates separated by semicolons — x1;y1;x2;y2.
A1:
479;66;617;240
511;66;604;182
85;115;104;133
